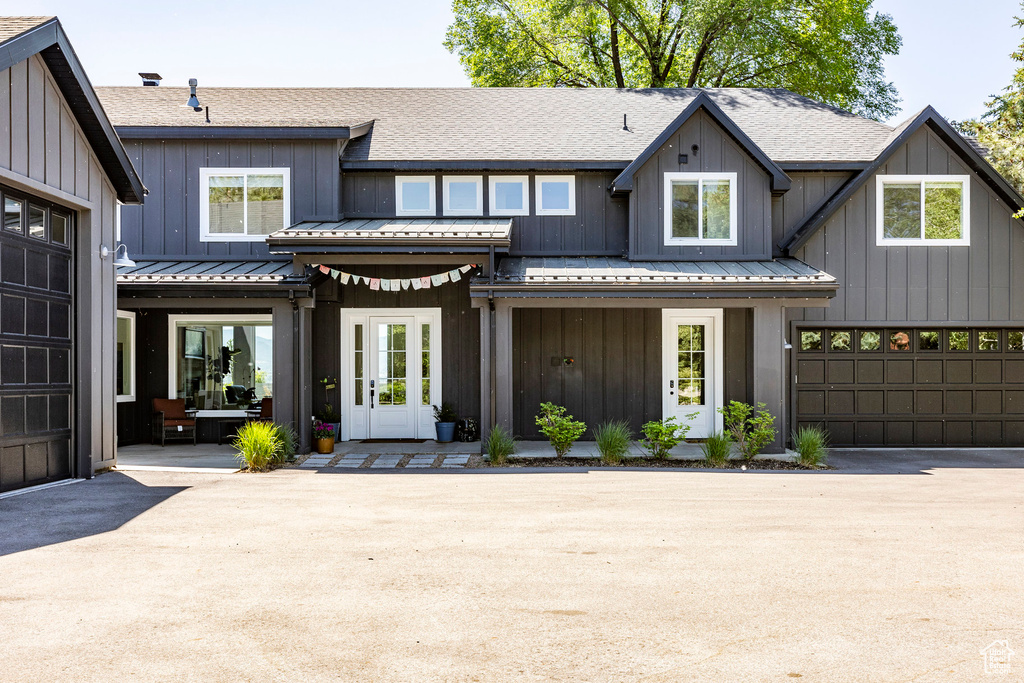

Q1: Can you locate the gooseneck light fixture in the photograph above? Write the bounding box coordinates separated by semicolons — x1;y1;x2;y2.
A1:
100;243;136;268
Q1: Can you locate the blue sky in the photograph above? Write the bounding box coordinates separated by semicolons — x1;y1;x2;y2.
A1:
13;0;1023;124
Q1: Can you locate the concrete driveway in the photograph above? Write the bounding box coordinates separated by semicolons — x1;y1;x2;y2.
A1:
1;451;1021;682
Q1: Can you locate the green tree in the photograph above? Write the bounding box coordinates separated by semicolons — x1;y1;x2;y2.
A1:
961;4;1024;203
444;0;902;119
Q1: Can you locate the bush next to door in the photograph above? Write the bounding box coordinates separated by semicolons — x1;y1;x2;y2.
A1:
535;402;586;458
701;431;732;467
718;401;777;461
485;424;517;466
234;421;281;472
271;423;298;464
792;425;829;468
639;414;697;459
594;420;632;465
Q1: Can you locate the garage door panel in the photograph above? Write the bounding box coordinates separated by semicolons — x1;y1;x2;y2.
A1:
796;327;1024;446
0;190;75;493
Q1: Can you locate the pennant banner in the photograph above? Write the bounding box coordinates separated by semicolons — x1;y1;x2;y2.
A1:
311;264;479;292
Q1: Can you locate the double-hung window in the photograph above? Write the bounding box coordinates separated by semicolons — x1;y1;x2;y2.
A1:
663;172;737;246
200;168;290;241
396;176;436;216
876;175;970;246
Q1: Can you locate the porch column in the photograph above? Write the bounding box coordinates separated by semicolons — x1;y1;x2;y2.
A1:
752;302;786;454
273;300;314;449
296;303;314;450
494;301;514;433
479;305;492;443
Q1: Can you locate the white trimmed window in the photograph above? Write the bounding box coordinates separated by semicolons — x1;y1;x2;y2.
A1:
876;175;970;246
663;172;737;246
535;175;575;216
442;176;483;216
396;176;436;217
488;176;529;216
200;168;290;241
116;310;136;403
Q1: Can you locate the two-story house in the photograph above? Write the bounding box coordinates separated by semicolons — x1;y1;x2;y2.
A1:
98;84;1024;454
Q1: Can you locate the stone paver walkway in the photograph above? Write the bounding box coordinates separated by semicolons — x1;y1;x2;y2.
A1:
440;454;470;468
298;451;473;469
299;454;334;469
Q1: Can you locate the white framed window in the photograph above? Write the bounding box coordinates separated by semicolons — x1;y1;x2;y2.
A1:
395;176;436;217
116;310;136;403
199;168;290;241
876;175;970;246
488;175;529;216
167;314;274;414
663;172;738;246
442;176;483;216
535;175;576;216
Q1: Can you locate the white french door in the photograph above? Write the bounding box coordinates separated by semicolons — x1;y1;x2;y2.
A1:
662;309;724;438
341;308;441;441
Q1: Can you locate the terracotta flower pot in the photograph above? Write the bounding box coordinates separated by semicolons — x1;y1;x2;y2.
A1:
314;437;335;454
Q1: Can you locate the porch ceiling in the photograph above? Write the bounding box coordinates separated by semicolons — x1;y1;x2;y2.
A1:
267;218;512;254
473;257;837;296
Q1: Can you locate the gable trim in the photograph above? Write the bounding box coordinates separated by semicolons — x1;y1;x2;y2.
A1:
780;107;1024;254
611;91;791;194
0;18;144;203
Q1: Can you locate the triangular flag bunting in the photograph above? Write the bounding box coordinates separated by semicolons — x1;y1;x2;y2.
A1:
401;279;411;290
381;279;391;291
411;278;422;290
421;276;432;289
319;265;331;275
390;279;401;291
369;278;380;290
459;264;472;273
449;268;461;282
338;272;351;285
330;268;341;279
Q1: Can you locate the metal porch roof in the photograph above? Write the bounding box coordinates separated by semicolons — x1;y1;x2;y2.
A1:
117;259;297;286
267;218;512;253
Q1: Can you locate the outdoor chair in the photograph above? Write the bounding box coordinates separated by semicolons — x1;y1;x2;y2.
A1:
246;397;273;422
152;398;197;446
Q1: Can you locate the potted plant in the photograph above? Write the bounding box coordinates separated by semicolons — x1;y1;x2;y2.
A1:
317;377;341;434
312;420;335;454
433;402;458;443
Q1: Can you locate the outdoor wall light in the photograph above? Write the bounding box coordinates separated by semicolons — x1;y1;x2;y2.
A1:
100;243;136;268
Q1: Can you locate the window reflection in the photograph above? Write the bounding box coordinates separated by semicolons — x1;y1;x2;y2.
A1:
175;322;273;410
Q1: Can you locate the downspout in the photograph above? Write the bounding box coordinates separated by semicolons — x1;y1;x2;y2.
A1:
488;246;497;428
290;289;299;436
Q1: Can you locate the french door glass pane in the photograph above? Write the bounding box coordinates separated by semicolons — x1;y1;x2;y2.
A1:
377;323;407;406
677;324;706;406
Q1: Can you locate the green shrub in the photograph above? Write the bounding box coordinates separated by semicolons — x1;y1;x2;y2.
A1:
535;402;587;458
792;425;829;468
234;421;281;472
718;400;777;461
594;420;632;465
271;423;298;464
701;431;732;467
639;414;697;459
485;424;517;466
433;402;458;422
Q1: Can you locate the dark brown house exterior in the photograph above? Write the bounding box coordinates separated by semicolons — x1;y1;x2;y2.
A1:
98;83;1024;454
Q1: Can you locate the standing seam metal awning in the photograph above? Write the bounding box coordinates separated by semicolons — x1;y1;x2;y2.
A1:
267;218;512;253
117;260;299;285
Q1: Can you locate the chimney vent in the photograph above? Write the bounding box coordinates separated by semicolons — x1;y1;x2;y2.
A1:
138;72;162;86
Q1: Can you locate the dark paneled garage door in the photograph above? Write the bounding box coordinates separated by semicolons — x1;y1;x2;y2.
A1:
795;327;1024;446
0;188;74;493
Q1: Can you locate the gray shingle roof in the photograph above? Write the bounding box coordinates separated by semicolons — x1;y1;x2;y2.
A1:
95;86;895;164
0;16;54;44
484;257;836;291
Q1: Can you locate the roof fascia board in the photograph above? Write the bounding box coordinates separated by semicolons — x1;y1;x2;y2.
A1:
778;162;870;172
116;126;358;140
269;244;505;255
1;19;146;203
342;160;630;172
780;106;1024;253
612;92;791;193
468;287;836;299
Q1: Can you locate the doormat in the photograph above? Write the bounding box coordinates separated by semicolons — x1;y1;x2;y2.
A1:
360;439;428;444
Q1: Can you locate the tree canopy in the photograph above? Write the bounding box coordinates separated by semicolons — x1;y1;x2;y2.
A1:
961;4;1024;199
444;0;902;119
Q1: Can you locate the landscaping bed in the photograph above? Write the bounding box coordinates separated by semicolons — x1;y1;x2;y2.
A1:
482;457;831;470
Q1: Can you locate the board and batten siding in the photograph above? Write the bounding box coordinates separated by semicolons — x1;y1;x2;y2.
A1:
771;172;852;257
629;109;772;261
341;171;628;256
511;307;751;439
0;54;120;472
792;126;1024;324
119;138;341;258
312;266;480;423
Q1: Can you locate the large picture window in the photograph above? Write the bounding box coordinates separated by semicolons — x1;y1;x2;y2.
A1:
116;310;136;403
663;172;737;246
168;315;273;411
199;168;290;241
876;175;970;246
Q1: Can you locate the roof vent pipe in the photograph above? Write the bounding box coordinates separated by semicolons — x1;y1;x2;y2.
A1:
138;72;162;86
186;78;201;111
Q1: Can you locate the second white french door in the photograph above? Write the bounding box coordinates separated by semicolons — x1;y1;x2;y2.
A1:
341;308;441;441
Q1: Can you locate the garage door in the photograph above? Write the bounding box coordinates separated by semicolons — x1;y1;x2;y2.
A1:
795;327;1024;446
0;187;74;493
